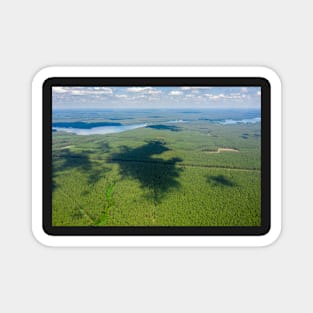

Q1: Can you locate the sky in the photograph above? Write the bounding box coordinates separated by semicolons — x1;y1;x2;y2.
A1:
52;86;261;110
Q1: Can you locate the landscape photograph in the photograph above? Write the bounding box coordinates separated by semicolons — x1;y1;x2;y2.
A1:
52;86;261;227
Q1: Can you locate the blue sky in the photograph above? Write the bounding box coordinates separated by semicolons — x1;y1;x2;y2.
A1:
52;86;261;109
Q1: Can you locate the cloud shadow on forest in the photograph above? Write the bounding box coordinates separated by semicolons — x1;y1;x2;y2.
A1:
52;148;110;190
206;175;236;187
109;140;182;203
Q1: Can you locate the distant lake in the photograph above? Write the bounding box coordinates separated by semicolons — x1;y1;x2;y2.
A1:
53;123;147;135
166;119;188;123
52;109;261;136
218;117;261;125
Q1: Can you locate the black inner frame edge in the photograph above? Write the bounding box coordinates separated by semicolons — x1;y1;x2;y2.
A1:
43;77;271;236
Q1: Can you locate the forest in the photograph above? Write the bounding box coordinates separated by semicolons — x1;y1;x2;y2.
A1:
52;109;261;226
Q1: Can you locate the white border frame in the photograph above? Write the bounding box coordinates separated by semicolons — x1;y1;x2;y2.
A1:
32;66;281;247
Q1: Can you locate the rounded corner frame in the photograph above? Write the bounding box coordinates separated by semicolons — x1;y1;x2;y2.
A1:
32;66;282;247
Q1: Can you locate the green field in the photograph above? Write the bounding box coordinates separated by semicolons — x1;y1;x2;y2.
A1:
52;109;261;227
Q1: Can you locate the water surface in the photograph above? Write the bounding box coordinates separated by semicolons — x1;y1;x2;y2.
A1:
53;123;147;135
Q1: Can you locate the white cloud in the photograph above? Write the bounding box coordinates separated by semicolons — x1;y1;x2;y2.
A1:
53;86;260;109
127;87;161;95
204;93;225;99
181;87;212;90
53;87;113;95
127;87;153;92
230;93;246;99
53;87;68;93
169;91;183;96
93;87;113;94
132;95;146;99
211;94;225;100
204;92;248;100
148;90;161;95
71;90;85;95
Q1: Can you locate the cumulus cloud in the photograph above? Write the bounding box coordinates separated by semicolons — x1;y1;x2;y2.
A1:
169;90;183;96
211;94;225;100
204;92;247;100
127;87;152;92
204;92;249;100
53;87;68;93
133;95;146;99
204;93;225;100
53;87;113;95
52;86;260;109
127;87;161;94
181;87;212;90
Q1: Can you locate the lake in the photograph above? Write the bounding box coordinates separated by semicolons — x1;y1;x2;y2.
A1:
52;109;261;135
53;123;148;135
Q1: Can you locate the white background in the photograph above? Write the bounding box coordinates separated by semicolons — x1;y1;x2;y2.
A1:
0;0;311;312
